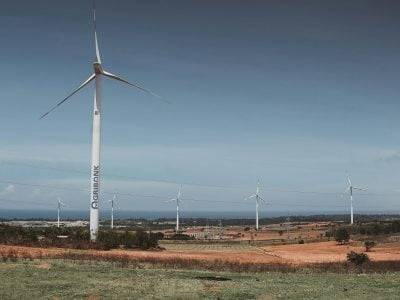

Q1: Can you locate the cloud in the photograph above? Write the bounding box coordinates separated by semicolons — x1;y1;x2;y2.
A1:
377;150;400;163
0;184;16;195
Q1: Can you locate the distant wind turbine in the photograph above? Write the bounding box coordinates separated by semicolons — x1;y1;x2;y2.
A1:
57;197;66;228
166;185;182;233
344;174;367;225
40;1;162;241
109;194;116;229
245;181;266;230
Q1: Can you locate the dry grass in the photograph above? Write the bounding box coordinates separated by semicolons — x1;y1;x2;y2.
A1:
1;245;400;273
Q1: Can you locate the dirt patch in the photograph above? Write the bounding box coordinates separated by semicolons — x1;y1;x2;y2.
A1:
1;240;399;267
35;262;51;270
262;241;400;264
202;282;222;293
256;294;276;300
0;264;18;269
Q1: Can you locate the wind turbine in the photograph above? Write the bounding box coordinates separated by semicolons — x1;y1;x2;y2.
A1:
40;1;162;241
109;194;116;229
108;194;117;229
57;197;66;228
166;185;182;233
245;181;266;230
344;174;367;225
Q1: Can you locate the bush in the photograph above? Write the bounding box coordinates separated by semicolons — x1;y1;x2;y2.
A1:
0;225;161;250
335;228;350;244
99;229;161;250
298;239;304;244
168;233;194;241
98;231;121;250
347;251;369;266
364;240;376;252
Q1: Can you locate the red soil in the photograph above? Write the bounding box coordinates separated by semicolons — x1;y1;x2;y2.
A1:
1;240;400;266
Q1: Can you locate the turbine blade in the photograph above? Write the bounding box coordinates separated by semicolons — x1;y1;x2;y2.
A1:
178;185;182;198
165;198;176;203
347;175;352;186
102;70;167;102
245;194;256;200
258;196;266;204
39;74;95;119
93;0;101;63
353;187;368;191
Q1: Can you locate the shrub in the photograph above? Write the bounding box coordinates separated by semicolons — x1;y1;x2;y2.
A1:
0;225;161;250
98;231;121;250
364;240;376;252
335;228;350;244
298;239;304;244
347;251;369;266
168;233;194;241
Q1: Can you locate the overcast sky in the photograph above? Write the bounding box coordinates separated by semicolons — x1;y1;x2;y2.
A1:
1;0;400;216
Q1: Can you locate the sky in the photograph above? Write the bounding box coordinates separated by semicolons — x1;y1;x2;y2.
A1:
1;0;400;217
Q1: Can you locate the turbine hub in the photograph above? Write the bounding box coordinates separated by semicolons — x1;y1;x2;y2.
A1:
93;62;104;75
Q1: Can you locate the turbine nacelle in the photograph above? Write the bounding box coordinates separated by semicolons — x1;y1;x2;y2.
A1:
93;62;104;75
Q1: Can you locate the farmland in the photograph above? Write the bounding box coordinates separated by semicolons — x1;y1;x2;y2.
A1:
1;219;400;298
1;259;400;299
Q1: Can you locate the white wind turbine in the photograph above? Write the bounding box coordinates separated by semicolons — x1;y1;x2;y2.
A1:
40;1;162;241
57;197;66;228
166;185;182;233
344;174;367;225
245;181;266;230
109;194;116;229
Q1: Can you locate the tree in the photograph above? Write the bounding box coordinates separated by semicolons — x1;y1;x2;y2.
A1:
335;227;350;245
364;240;376;252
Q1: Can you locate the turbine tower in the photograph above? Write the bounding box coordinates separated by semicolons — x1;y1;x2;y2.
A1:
57;197;66;228
40;1;160;241
109;194;116;229
245;181;266;230
166;185;182;233
344;174;367;225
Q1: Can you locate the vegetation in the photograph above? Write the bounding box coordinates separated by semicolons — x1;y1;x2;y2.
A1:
364;240;377;252
349;221;400;235
4;215;400;232
335;227;350;244
1;259;400;299
95;214;400;230
0;225;162;250
167;233;194;240
347;251;370;266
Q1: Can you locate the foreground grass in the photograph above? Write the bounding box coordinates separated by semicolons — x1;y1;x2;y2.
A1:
1;260;400;299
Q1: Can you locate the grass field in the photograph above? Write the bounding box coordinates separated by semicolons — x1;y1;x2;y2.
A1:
1;260;400;299
160;241;256;251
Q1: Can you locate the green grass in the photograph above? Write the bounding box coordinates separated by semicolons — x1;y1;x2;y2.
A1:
1;260;400;299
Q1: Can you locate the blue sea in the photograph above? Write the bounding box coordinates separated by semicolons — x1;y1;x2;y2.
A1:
0;209;396;220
